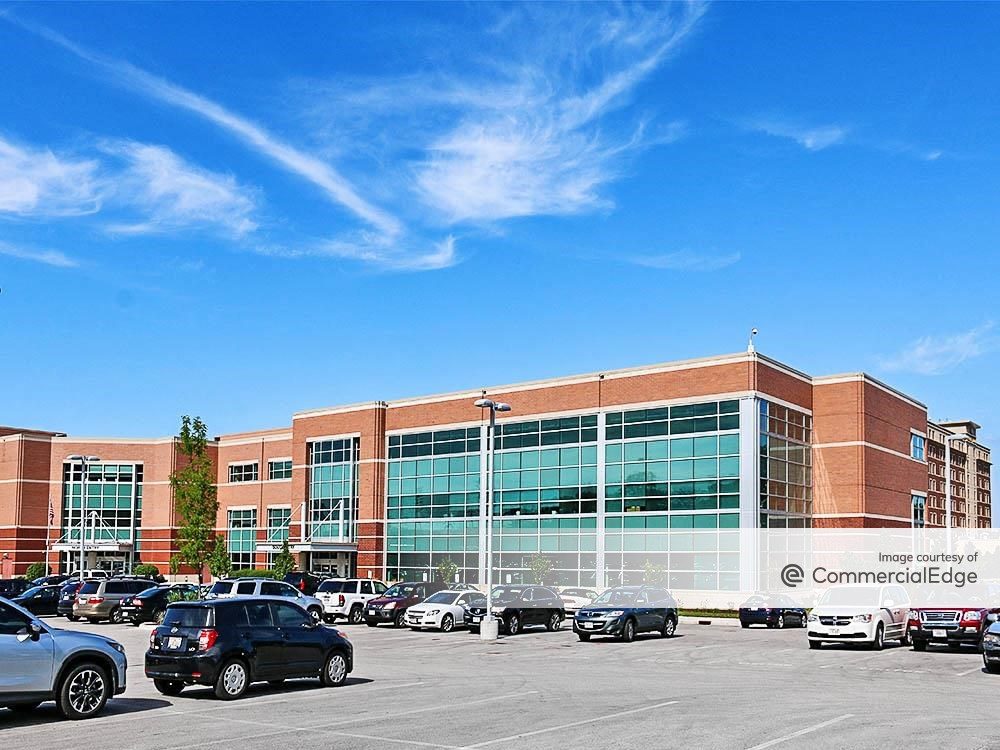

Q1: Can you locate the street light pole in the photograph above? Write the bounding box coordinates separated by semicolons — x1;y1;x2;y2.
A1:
474;398;511;642
67;455;100;578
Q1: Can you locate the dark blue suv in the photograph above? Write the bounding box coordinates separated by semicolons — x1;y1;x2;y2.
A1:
574;585;678;642
145;598;353;699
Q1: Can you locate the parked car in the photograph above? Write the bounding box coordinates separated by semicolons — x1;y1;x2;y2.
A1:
807;584;910;650
206;578;324;623
449;583;481;592
145;599;353;699
0;597;127;719
406;590;486;632
559;587;599;615
364;581;448;627
316;578;388;623
907;590;999;652
283;571;325;596
32;574;73;587
981;617;1000;672
121;584;201;625
73;577;158;624
11;584;63;616
57;580;84;620
0;578;33;599
574;586;678;642
465;585;565;635
73;570;110;581
738;594;808;629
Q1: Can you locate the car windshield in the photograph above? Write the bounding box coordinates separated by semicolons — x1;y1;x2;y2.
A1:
491;587;525;602
424;592;458;604
318;581;350;593
818;587;880;607
78;581;100;595
208;581;234;596
19;586;43;598
136;586;163;598
162;606;213;628
592;589;640;606
382;584;418;598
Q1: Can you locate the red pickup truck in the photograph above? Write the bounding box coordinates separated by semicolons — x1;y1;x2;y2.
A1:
907;592;1000;651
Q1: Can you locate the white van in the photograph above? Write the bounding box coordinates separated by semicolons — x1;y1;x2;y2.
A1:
807;584;910;650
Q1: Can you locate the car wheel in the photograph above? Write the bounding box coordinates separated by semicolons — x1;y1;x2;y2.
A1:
871;623;885;651
912;639;927;652
153;679;184;697
507;613;521;635
808;640;821;649
662;616;677;638
740;622;750;629
87;618;101;625
440;614;455;633
66;614;79;622
578;632;591;642
776;614;785;629
321;651;348;687
308;608;322;624
109;607;124;625
57;662;110;719
545;612;561;632
213;659;249;700
468;626;480;635
349;605;364;625
984;655;1000;674
620;618;636;643
394;610;406;628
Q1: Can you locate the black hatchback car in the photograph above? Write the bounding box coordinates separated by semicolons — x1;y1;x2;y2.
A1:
122;583;200;625
465;585;565;635
574;586;679;642
738;594;807;629
10;584;63;615
146;598;353;700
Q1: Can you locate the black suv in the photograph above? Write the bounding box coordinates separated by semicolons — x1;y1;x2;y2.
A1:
465;585;565;635
146;599;353;700
574;585;678;642
283;571;325;596
0;578;32;599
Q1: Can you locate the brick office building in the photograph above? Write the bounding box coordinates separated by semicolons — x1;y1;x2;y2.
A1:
1;351;992;589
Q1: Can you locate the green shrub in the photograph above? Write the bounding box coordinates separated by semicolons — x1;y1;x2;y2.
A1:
24;562;48;581
133;563;161;580
229;568;277;579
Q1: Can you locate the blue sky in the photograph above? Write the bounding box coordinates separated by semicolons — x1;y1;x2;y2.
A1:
1;2;998;441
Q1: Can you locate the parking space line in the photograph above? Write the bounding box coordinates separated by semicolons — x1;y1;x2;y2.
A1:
744;714;854;750
327;730;461;749
955;666;984;677
458;699;679;749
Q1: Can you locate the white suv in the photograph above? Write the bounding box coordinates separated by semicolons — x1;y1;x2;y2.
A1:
807;584;911;650
316;578;388;623
206;578;325;623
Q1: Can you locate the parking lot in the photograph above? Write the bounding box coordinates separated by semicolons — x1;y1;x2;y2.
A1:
3;616;999;749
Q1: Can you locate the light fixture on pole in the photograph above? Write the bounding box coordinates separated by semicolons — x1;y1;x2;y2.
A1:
67;455;100;578
747;327;759;354
474;397;511;642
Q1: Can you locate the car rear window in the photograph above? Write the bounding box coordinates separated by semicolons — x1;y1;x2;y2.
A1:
318;580;353;593
78;581;100;595
162;606;213;628
209;581;234;596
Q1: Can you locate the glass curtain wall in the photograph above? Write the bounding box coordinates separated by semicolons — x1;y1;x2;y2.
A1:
60;462;143;572
227;508;257;568
308;438;359;541
758;401;813;528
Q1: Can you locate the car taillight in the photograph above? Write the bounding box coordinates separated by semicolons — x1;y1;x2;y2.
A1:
134;599;144;607
149;630;157;647
197;629;219;651
338;594;345;607
88;596;104;604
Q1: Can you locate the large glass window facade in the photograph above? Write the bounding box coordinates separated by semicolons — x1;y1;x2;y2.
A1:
60;462;143;572
266;506;291;565
228;508;257;568
386;428;481;582
759;401;813;527
308;438;359;541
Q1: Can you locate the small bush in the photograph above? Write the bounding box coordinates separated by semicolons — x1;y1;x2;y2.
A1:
25;562;48;581
229;568;277;579
133;563;161;580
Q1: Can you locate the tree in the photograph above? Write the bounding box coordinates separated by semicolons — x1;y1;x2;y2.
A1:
436;557;459;585
643;559;667;585
208;535;232;579
24;561;48;580
272;539;295;579
170;416;218;584
525;553;553;585
133;563;161;581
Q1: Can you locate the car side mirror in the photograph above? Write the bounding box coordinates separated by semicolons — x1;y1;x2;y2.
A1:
16;622;43;643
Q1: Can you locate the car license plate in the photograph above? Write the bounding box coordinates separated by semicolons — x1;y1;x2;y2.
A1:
368;609;376;616
829;628;840;635
471;615;482;623
582;622;597;629
933;629;947;638
167;637;182;650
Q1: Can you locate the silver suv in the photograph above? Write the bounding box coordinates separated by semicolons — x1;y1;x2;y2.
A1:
206;578;324;623
0;597;127;719
74;577;158;624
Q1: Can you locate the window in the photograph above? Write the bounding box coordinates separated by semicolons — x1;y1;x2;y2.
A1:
229;463;259;483
912;494;926;528
910;434;925;461
272;602;309;628
360;581;373;595
236;581;256;595
227;508;257;569
244;602;273;627
0;602;32;635
268;459;292;481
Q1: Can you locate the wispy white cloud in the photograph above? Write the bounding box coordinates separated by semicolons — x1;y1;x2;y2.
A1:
102;141;258;237
0;240;78;267
0;135;102;216
630;250;741;272
256;233;458;273
880;322;998;375
748;118;848;151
